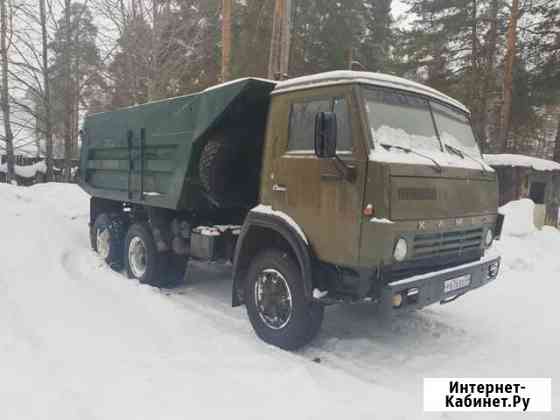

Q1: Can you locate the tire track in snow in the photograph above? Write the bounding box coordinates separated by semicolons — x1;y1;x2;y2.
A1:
63;246;476;390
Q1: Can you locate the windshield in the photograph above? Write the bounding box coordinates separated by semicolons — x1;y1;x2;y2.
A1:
364;87;481;157
364;89;441;152
431;102;481;157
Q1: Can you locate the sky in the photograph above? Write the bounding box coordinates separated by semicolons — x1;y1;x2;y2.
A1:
393;0;408;18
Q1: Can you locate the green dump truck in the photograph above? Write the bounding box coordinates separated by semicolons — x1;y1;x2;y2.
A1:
80;71;503;350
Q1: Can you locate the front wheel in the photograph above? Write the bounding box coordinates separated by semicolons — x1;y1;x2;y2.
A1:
245;250;324;350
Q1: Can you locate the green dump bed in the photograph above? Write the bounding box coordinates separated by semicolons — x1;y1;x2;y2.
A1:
80;78;276;210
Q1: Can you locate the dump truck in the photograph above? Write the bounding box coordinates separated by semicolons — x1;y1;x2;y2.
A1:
80;71;503;350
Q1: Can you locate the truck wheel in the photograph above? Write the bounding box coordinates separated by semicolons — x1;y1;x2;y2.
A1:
245;249;324;350
125;222;185;288
199;136;249;200
92;213;125;269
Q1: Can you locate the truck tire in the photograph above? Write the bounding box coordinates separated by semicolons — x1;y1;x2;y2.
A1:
199;136;248;200
244;249;324;350
92;213;125;269
125;222;186;288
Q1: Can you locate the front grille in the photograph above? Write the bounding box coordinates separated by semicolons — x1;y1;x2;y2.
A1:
383;249;482;283
412;227;483;259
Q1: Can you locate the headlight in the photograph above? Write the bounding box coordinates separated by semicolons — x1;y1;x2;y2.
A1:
393;238;408;262
485;229;494;248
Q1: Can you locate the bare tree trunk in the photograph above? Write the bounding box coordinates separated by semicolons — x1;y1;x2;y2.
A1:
221;0;232;82
0;0;14;183
39;0;54;181
479;0;499;152
118;0;136;105
469;0;481;146
268;0;291;80
280;0;291;77
498;0;520;153
63;0;72;181
148;1;159;100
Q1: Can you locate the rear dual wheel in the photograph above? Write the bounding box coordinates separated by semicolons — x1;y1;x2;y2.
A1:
91;213;126;270
124;222;186;288
91;215;185;288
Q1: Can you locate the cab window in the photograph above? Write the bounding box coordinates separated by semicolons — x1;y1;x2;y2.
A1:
288;97;352;153
364;88;441;152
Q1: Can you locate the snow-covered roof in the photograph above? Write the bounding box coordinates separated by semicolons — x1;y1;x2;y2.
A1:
0;160;46;178
273;71;469;113
483;154;560;172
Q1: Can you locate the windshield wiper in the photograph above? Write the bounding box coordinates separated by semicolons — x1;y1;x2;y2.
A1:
445;144;487;174
380;143;442;173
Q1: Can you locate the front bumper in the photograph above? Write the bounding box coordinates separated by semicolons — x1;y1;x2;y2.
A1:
380;255;500;313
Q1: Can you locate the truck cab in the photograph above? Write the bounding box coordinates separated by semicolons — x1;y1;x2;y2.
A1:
233;71;502;347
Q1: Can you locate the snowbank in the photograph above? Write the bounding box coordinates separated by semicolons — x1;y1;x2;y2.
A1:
484;153;560;171
499;198;537;237
0;160;46;178
1;183;558;419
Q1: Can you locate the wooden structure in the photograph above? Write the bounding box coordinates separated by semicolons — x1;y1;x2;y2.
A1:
485;154;560;227
0;154;78;185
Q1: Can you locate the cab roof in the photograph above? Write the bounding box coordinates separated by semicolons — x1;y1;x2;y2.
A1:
273;71;469;114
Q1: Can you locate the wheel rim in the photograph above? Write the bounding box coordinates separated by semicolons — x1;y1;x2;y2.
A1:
128;236;147;278
254;268;293;330
96;228;111;260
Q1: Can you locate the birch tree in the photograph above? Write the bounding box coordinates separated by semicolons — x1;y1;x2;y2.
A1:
40;0;53;179
0;0;14;182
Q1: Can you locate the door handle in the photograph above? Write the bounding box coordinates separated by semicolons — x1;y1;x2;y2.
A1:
272;184;287;192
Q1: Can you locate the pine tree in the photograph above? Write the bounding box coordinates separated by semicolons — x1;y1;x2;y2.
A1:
289;0;393;76
402;0;507;151
48;2;101;164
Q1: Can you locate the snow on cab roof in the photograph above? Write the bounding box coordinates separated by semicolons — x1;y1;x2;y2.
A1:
273;70;469;113
484;153;560;172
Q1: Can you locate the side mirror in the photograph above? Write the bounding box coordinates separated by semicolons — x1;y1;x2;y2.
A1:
314;111;337;158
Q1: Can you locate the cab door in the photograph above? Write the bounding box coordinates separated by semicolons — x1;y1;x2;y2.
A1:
268;86;367;266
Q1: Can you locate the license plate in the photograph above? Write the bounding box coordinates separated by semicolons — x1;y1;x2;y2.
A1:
444;274;471;293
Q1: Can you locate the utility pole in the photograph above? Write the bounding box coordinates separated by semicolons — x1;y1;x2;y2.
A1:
221;0;232;82
268;0;292;80
498;0;520;153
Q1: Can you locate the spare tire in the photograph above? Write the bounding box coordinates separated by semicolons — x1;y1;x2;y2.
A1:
199;135;253;202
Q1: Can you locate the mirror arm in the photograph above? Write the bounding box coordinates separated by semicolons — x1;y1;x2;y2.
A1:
333;155;356;182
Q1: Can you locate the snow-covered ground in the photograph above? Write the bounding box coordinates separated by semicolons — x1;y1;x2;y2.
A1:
0;183;558;419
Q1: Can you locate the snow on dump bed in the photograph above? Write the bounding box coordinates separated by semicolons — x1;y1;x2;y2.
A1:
484;153;560;171
0;160;46;178
274;70;469;113
1;184;559;419
202;76;276;93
